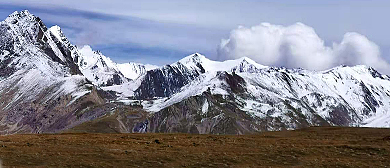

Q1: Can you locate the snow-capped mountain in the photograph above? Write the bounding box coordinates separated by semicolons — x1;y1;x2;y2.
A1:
48;25;157;87
0;10;90;102
128;53;390;133
0;10;157;134
1;10;390;135
0;10;97;133
134;53;206;99
133;53;266;99
76;45;128;86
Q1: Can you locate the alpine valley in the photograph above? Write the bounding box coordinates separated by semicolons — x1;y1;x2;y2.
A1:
1;10;390;135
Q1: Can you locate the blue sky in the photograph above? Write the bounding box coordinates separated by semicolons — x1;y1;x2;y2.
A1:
1;0;390;71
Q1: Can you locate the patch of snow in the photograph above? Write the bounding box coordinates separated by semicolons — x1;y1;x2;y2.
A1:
177;53;268;73
142;71;230;112
202;100;209;114
116;62;157;80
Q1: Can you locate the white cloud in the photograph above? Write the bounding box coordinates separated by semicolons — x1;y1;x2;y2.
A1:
218;22;390;73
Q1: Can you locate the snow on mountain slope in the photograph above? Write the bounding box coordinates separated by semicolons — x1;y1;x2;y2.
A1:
101;76;144;99
49;25;72;51
239;65;390;127
0;10;100;134
138;53;390;129
48;25;127;86
0;10;129;134
100;63;158;98
0;10;90;105
142;71;231;112
76;45;128;86
47;25;82;67
133;53;267;99
2;10;390;133
140;53;273;110
177;53;267;72
117;62;158;80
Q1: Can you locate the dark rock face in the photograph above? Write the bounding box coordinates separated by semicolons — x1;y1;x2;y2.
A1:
218;72;247;94
328;104;355;126
368;67;385;79
37;22;82;75
0;55;15;78
0;24;16;78
196;62;205;73
135;63;203;99
360;82;379;114
49;33;82;75
106;74;123;86
0;24;14;52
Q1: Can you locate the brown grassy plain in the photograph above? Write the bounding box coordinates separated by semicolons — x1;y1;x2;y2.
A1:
0;127;389;167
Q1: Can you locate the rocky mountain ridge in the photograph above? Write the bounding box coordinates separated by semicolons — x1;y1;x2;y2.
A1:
0;10;390;134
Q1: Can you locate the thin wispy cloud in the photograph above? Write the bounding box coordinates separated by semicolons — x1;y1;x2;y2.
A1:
0;4;224;65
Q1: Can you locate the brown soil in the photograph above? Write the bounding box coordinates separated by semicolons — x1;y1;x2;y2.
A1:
0;127;389;167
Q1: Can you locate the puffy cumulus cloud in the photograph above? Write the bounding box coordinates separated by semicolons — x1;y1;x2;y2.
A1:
333;33;389;71
218;23;390;73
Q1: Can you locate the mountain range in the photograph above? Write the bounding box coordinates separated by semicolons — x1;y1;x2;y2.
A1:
0;10;389;134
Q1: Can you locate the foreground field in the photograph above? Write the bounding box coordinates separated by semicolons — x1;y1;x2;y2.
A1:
0;127;389;167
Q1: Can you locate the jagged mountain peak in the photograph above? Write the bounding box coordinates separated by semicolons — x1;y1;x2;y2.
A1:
5;10;35;22
46;23;159;86
322;64;390;81
49;25;68;43
238;56;260;66
133;54;269;99
75;45;159;85
176;53;206;67
176;54;267;73
2;10;46;49
0;10;81;74
75;45;126;86
178;52;206;63
47;24;156;85
0;11;91;128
